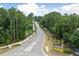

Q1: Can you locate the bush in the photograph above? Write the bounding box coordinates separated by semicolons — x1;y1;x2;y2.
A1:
53;48;63;53
5;39;11;45
63;48;70;53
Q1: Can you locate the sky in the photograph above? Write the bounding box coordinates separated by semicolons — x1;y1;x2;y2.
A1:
0;3;79;16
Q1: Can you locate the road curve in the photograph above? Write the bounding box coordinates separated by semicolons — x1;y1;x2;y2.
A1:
1;22;45;56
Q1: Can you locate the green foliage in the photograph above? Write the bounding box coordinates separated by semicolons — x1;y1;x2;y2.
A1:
40;11;79;47
0;7;33;46
53;47;63;53
69;30;79;47
63;48;70;53
54;40;63;46
5;39;11;45
40;12;61;33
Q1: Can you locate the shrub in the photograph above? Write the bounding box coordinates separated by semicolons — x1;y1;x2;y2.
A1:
53;48;63;53
63;48;70;53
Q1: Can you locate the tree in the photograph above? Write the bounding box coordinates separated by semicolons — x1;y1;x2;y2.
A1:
0;7;33;45
69;30;79;47
40;12;61;33
27;13;34;20
39;11;79;47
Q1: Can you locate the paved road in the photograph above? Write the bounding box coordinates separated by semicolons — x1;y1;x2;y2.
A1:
1;22;45;56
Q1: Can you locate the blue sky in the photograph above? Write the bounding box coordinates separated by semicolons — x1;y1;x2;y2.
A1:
0;3;74;9
0;3;78;16
37;3;73;9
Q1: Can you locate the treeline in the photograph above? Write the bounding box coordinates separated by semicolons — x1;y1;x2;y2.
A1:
39;12;79;47
0;8;33;46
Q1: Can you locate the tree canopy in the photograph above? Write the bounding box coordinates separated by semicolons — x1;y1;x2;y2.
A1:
0;7;33;46
39;11;79;47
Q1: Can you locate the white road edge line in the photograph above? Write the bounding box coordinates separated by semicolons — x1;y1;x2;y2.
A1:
41;30;48;56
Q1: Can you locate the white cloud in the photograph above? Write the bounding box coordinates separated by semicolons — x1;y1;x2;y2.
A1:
17;3;50;16
52;4;79;15
17;3;38;16
17;3;79;16
0;5;4;8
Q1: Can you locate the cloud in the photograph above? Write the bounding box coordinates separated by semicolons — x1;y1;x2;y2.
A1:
52;4;79;15
17;3;50;16
0;5;4;8
17;3;79;16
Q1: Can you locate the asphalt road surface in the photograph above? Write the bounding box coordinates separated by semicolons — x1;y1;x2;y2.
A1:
1;22;45;56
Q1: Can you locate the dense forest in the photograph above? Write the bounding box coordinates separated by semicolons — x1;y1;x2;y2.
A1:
0;7;33;46
0;7;79;48
39;12;79;47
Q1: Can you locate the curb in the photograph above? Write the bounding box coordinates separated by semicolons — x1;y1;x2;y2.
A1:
0;32;36;50
0;22;36;50
41;31;48;56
